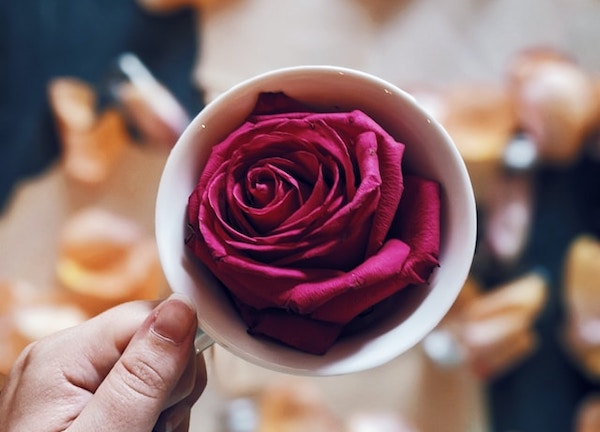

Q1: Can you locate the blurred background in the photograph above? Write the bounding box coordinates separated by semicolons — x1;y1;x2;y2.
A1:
2;0;600;431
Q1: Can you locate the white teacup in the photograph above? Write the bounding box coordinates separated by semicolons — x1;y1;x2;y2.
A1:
155;66;476;376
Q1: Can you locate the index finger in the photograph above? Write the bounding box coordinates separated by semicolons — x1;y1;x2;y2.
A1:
46;299;160;392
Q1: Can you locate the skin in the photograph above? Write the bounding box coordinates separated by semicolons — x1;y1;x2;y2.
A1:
0;294;206;432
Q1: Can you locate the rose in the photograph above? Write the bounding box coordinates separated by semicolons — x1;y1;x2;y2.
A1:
186;92;440;355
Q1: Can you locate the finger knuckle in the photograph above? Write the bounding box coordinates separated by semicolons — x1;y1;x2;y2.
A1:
118;355;170;400
11;340;46;374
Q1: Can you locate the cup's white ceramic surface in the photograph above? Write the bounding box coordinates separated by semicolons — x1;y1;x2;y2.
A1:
155;66;476;376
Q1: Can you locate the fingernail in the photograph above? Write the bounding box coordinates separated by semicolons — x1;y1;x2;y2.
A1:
151;294;197;345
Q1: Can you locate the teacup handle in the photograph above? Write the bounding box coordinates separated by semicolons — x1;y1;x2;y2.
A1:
195;328;215;354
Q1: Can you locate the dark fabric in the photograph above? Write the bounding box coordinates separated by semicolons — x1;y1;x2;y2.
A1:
475;155;600;432
0;0;203;210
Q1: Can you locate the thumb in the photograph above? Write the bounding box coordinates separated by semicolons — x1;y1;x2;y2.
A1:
69;294;198;432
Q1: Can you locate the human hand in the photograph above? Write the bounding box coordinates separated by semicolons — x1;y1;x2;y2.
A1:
0;294;206;432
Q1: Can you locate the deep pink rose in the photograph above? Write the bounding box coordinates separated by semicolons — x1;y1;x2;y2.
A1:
186;92;440;354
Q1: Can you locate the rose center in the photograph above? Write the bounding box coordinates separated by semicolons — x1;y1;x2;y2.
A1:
247;166;277;207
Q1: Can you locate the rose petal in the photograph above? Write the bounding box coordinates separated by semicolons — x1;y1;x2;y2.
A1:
234;299;343;355
388;175;441;281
